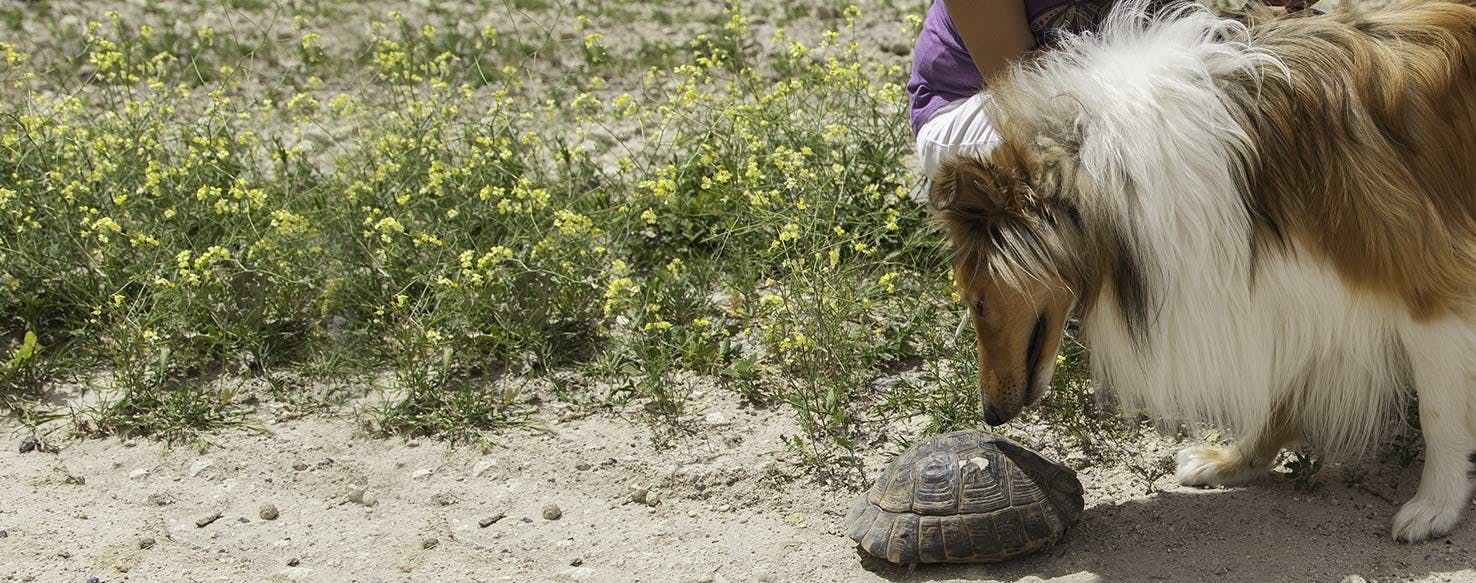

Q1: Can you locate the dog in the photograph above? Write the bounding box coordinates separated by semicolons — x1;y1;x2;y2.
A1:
929;0;1476;542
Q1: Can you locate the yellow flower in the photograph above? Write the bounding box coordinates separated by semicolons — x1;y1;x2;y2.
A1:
879;272;899;294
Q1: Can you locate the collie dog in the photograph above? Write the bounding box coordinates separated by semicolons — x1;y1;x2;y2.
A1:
930;0;1476;541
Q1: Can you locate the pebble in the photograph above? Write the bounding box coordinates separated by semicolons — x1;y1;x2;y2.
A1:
1342;577;1368;583
688;510;698;518
645;491;662;507
574;461;592;471
292;462;308;471
570;557;583;566
430;493;457;506
17;436;40;453
128;468;149;480
627;486;649;505
542;504;563;520
287;558;300;567
259;504;280;521
147;492;175;506
0;529;7;539
195;512;223;528
472;460;497;477
188;459;214;477
479;513;506;528
64;475;85;485
347;488;378;507
421;537;439;550
411;468;433;480
237;517;250;524
138;537;154;549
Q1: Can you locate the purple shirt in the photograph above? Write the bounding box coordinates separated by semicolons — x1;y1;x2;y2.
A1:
907;0;1118;133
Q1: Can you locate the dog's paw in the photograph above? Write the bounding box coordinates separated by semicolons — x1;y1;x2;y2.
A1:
1175;445;1262;487
1392;496;1465;543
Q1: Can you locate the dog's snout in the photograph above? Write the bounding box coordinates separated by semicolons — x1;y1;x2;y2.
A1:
983;403;1007;427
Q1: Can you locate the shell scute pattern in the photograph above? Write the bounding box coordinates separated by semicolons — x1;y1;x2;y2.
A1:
845;430;1085;564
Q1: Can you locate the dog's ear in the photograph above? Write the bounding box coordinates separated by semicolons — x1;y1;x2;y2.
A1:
928;155;1027;215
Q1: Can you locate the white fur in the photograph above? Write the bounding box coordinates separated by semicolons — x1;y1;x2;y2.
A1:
1000;1;1476;540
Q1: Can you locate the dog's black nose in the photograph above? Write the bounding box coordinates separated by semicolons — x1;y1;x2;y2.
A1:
983;403;1007;427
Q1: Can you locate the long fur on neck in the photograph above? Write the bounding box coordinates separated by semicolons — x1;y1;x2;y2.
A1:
979;0;1476;458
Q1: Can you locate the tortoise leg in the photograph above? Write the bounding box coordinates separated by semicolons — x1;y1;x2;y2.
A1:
1175;402;1300;487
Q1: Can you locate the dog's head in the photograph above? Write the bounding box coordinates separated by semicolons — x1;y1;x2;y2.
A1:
930;136;1092;426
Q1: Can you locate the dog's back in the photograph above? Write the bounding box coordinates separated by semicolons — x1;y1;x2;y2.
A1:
1229;1;1476;320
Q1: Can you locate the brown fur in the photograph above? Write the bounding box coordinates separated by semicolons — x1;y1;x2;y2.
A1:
1227;1;1476;318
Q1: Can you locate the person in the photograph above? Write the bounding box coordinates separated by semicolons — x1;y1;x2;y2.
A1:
909;0;1321;178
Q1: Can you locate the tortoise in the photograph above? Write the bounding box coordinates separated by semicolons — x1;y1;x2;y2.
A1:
844;429;1085;564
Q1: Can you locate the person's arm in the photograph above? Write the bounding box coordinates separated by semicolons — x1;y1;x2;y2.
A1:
942;0;1037;82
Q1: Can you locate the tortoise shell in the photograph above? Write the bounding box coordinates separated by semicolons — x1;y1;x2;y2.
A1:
844;430;1085;564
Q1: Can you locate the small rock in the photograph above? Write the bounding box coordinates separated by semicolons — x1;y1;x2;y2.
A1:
64;475;85;485
347;488;378;507
561;567;595;581
237;517;250;524
287;558;300;567
627;486;649;505
147;492;174;506
430;493;457;506
421;537;439;550
292;462;308;471
471;460;497;477
84;577;101;583
718;504;731;513
188;459;213;477
1342;577;1369;583
138;537;155;549
195;512;223;528
645;491;662;507
411;468;433;480
703;411;728;425
259;504;279;520
479;513;506;528
542;504;563;520
0;529;7;539
688;510;698;518
128;468;149;480
18;436;40;453
574;461;592;471
570;557;583;566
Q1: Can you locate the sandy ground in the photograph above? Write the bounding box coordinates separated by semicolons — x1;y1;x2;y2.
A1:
2;384;1474;583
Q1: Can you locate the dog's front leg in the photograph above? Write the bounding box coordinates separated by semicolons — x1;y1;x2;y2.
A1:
1393;321;1476;542
1175;404;1299;487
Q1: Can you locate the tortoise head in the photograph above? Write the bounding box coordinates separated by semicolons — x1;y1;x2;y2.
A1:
929;142;1083;426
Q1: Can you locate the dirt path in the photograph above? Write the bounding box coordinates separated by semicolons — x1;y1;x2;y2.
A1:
2;387;1473;583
